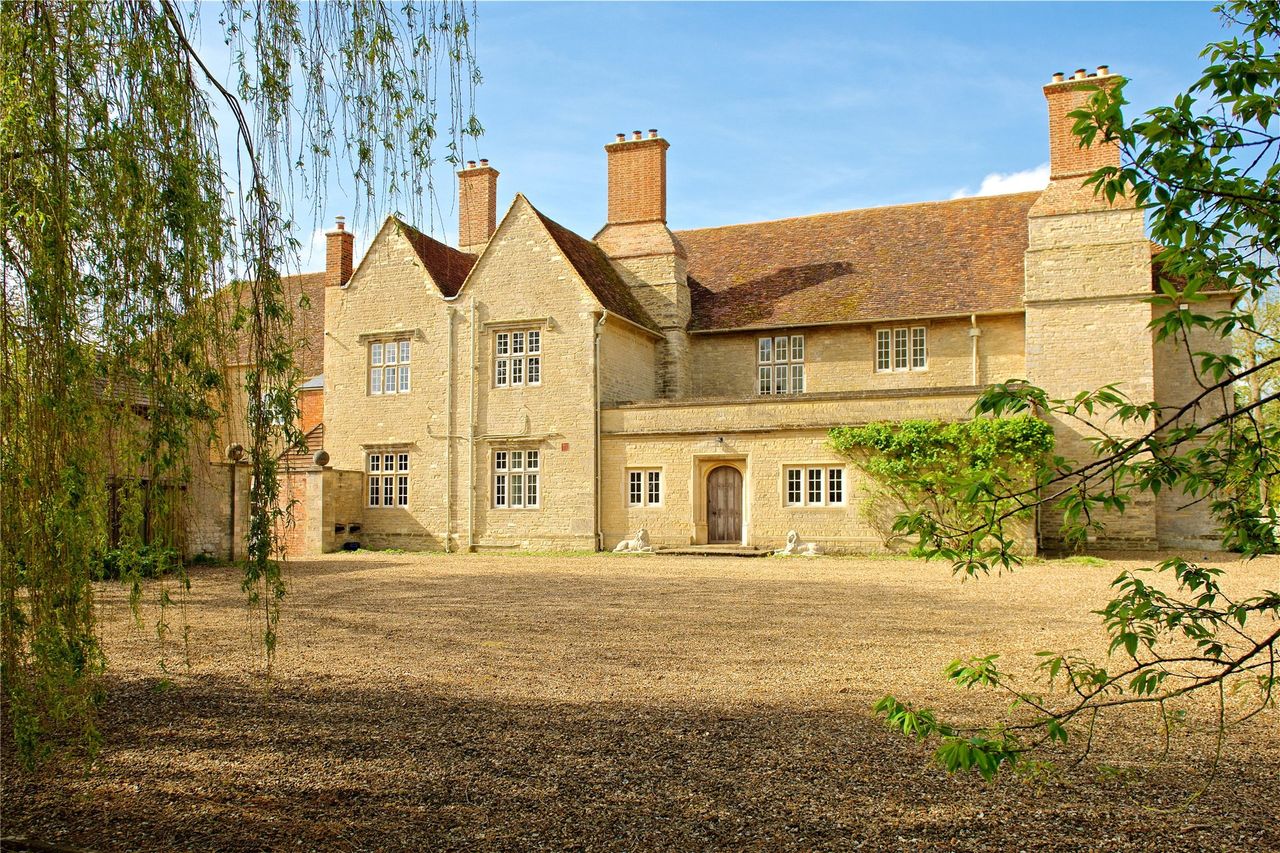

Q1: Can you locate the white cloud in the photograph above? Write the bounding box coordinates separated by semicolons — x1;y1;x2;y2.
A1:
951;163;1050;199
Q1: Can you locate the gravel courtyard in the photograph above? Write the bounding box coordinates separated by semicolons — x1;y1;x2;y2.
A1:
4;551;1278;851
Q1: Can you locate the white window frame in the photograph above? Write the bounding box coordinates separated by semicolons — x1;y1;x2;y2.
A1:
494;328;543;389
875;326;927;373
783;465;847;507
626;468;663;507
369;339;411;395
758;333;806;395
367;450;410;508
493;448;541;509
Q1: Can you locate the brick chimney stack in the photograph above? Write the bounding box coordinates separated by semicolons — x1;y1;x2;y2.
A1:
325;216;353;288
458;159;499;254
1044;66;1121;181
605;129;668;225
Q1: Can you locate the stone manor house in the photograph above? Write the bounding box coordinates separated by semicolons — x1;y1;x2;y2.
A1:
186;67;1227;558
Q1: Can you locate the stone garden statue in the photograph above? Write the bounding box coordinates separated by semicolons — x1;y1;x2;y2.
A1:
613;528;653;553
774;529;823;556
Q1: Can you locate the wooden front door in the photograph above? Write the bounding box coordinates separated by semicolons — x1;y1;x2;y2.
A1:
706;466;743;544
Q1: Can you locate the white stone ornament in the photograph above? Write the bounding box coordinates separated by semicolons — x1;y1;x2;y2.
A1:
613;527;653;553
775;529;823;557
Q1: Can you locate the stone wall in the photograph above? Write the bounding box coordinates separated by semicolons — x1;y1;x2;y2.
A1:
600;389;1035;554
599;317;659;404
690;314;1026;398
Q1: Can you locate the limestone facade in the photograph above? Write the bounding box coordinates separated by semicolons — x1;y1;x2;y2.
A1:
193;67;1231;558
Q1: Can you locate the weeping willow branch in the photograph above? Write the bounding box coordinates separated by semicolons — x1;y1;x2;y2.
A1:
0;0;479;764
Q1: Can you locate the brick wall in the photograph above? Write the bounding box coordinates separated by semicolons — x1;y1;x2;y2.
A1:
299;387;323;435
605;135;667;225
459;163;499;253
1044;71;1121;180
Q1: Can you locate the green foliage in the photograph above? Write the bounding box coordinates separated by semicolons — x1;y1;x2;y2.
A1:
829;416;1054;573
1;1;478;764
94;545;181;582
867;1;1280;780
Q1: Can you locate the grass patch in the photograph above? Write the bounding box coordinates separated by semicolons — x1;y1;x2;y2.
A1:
1060;555;1108;567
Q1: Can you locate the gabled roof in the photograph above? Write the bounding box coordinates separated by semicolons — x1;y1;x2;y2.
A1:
527;203;659;333
394;218;476;297
674;192;1040;331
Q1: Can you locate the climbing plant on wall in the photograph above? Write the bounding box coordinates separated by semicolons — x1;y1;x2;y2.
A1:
830;416;1055;563
0;0;480;764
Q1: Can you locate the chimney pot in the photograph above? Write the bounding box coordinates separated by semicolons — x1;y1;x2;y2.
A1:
632;130;642;140
1074;68;1087;80
616;133;626;142
1051;72;1065;83
479;158;489;167
1097;65;1110;76
466;160;476;168
334;215;345;232
648;129;658;139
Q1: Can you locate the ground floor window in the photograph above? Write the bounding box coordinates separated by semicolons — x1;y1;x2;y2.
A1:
627;469;662;507
784;466;844;506
494;449;540;508
368;451;410;507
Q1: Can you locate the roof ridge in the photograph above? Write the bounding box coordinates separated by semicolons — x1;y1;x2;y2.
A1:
674;190;1044;236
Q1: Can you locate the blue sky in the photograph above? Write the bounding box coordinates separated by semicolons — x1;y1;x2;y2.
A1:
282;1;1224;267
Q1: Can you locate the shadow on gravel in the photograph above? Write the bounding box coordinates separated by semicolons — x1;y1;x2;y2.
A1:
4;675;1275;853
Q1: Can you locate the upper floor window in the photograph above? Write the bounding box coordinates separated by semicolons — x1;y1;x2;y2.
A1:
370;339;411;395
758;334;805;395
495;329;542;388
875;326;927;373
493;448;540;508
367;451;410;507
627;469;663;507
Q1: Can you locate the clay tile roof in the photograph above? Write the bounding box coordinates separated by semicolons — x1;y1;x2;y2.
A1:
394;218;477;298
528;205;659;333
224;272;326;375
674;191;1041;331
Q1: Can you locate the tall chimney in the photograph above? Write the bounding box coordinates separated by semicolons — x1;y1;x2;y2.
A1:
458;159;499;253
1044;66;1121;181
605;130;668;225
325;216;353;288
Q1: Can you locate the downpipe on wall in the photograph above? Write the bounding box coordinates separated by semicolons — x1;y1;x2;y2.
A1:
594;311;606;552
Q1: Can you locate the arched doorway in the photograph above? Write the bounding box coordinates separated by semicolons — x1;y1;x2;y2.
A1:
706;466;743;544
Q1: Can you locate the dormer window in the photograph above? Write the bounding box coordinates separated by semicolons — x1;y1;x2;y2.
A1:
757;334;805;395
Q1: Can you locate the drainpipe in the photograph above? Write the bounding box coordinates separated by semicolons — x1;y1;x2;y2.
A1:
594;311;606;551
444;307;454;553
467;298;477;551
969;314;981;385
